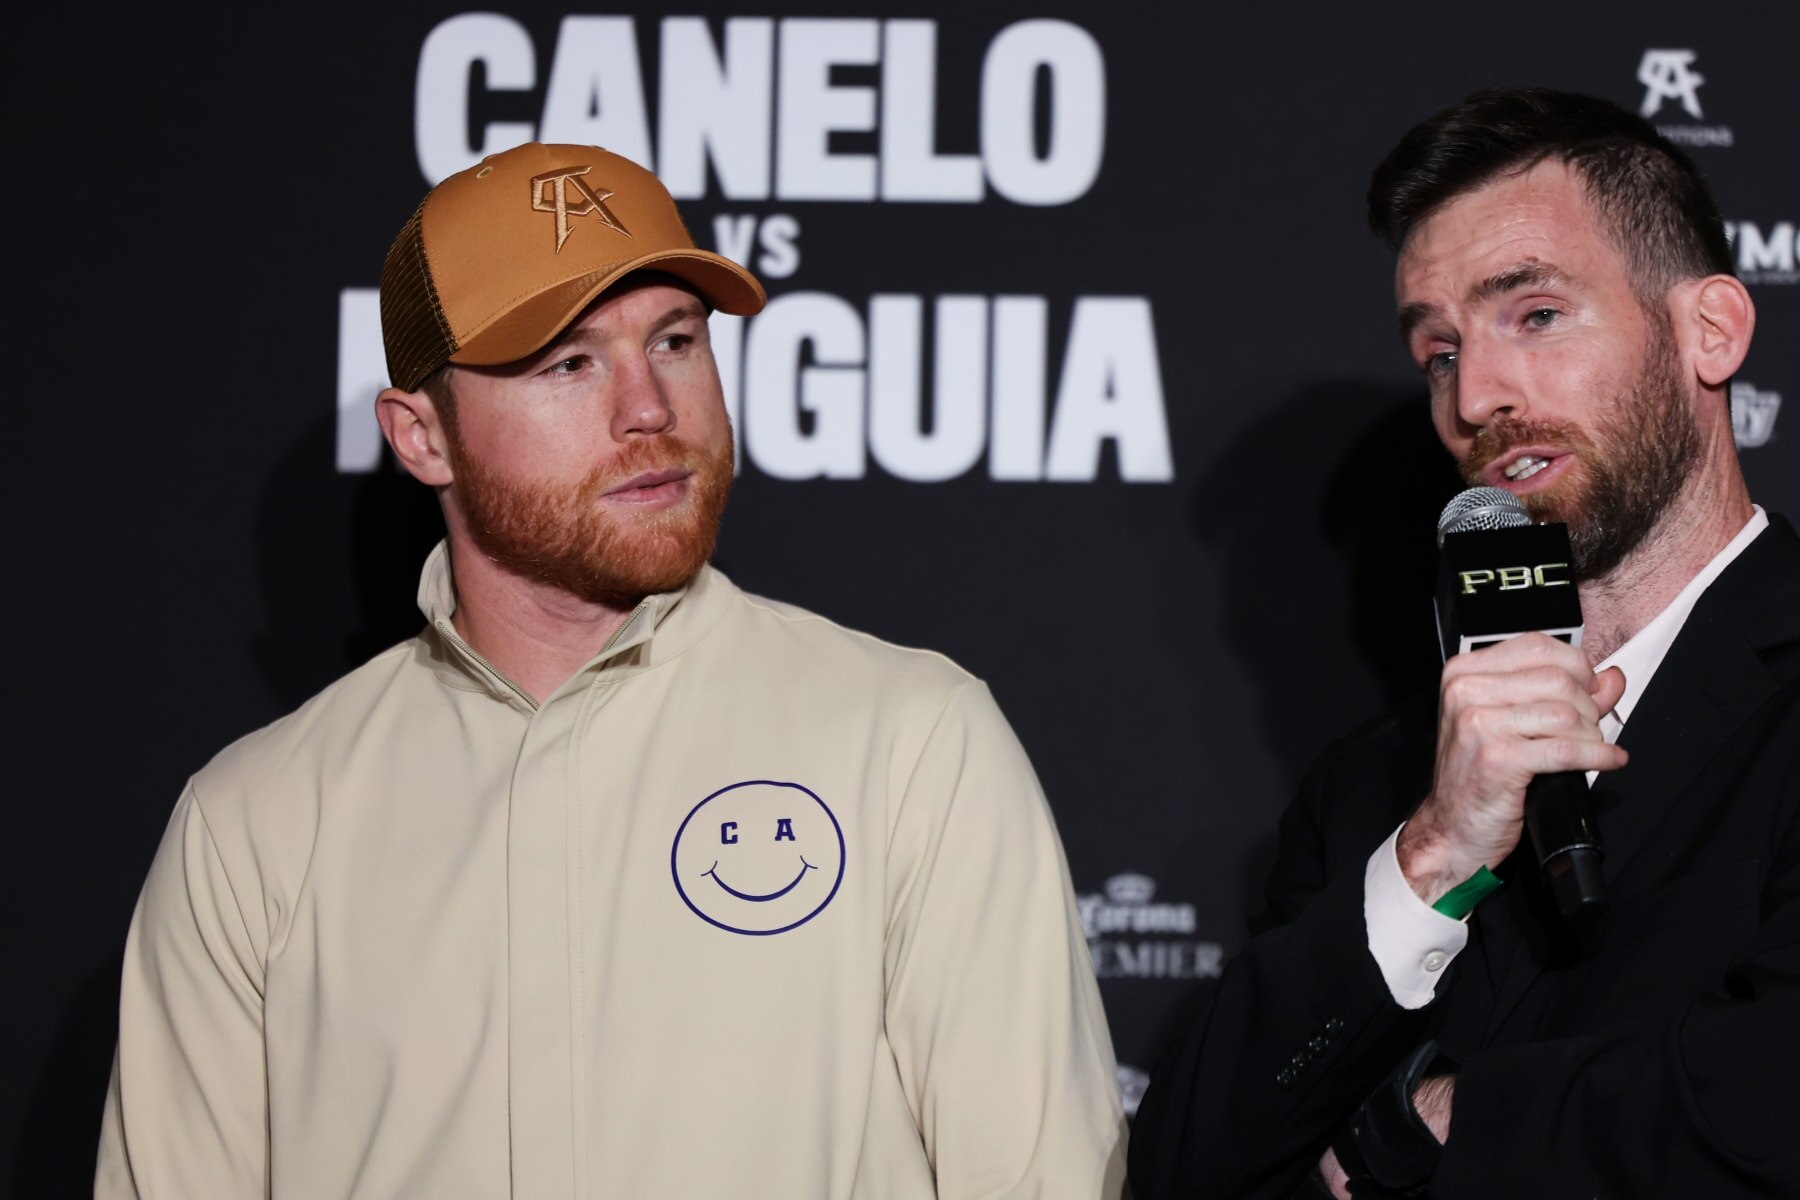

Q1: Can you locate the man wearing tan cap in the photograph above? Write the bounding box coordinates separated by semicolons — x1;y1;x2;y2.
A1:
96;143;1125;1198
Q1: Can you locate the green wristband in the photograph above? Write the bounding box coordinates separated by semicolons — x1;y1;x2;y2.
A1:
1431;865;1503;919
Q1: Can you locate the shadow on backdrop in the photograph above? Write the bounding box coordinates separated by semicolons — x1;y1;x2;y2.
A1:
1193;380;1461;798
252;415;444;710
11;422;448;1195
1141;381;1462;1079
11;954;120;1196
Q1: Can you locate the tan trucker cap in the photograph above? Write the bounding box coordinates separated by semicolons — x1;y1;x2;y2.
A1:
380;142;766;392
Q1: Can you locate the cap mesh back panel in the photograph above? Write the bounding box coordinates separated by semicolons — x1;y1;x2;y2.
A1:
380;200;456;392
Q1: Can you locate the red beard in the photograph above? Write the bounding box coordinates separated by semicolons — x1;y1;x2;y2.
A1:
447;430;734;606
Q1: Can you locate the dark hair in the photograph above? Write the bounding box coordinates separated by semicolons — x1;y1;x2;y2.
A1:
1368;87;1733;298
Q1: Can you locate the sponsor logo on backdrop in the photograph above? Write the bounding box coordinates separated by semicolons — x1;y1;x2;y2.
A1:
1637;49;1733;147
1724;221;1798;285
1731;382;1781;449
337;15;1173;486
1638;49;1706;119
1079;872;1223;981
1116;1063;1150;1117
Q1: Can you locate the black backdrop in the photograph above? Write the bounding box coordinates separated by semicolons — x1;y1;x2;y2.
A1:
7;3;1796;1192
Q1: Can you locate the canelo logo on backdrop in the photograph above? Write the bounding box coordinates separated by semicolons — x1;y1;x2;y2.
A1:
1078;872;1221;981
1636;49;1733;147
1638;49;1706;119
531;165;632;252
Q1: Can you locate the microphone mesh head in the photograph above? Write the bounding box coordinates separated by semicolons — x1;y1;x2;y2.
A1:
1437;486;1530;546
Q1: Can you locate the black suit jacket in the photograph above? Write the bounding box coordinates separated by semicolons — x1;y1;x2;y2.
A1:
1130;516;1800;1199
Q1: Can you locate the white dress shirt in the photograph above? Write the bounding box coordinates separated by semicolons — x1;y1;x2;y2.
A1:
1364;506;1769;1009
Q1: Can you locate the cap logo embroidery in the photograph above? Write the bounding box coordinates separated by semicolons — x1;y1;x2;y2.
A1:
530;166;632;252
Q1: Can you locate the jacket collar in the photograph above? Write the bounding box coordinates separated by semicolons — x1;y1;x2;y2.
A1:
1595;506;1769;731
1600;513;1800;881
412;540;734;709
1479;513;1800;1036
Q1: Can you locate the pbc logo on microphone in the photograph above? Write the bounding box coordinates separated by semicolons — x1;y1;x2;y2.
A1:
1458;562;1572;595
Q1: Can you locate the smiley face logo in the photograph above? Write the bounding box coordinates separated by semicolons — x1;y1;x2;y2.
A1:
671;780;846;935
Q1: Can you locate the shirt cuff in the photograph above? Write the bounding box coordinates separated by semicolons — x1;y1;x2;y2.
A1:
1364;824;1470;1010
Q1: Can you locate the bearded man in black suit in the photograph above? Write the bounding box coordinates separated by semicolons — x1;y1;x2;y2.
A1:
1130;87;1799;1199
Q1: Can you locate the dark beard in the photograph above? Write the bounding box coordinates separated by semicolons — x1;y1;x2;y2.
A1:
1461;318;1700;581
448;429;734;606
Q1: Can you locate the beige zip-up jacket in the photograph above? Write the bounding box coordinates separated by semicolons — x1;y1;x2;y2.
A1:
97;545;1126;1198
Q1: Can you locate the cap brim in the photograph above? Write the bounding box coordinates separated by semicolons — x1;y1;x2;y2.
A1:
450;249;767;368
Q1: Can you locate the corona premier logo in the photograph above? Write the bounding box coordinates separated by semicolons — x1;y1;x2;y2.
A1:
1078;871;1221;981
531;166;631;252
1104;872;1156;905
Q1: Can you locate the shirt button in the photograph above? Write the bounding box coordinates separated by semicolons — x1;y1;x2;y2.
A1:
1423;950;1448;973
1325;1017;1344;1035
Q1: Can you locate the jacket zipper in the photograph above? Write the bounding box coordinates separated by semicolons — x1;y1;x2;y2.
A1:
596;601;648;657
435;619;540;711
436;599;651;713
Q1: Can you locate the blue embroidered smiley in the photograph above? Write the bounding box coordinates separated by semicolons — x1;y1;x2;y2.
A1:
671;781;845;935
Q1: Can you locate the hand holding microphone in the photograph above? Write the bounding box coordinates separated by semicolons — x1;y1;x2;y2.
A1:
1401;488;1628;916
1398;633;1626;907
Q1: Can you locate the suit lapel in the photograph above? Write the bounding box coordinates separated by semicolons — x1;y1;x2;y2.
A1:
1479;516;1800;1039
1595;616;1774;884
1604;515;1800;887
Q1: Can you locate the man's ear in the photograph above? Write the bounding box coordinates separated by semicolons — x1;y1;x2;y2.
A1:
376;386;455;487
1672;274;1756;388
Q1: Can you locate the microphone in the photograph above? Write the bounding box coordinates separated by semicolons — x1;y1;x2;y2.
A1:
1434;487;1607;918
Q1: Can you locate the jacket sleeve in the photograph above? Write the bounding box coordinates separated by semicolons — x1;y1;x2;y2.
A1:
1128;751;1429;1199
1431;788;1800;1197
95;785;269;1199
881;680;1128;1199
